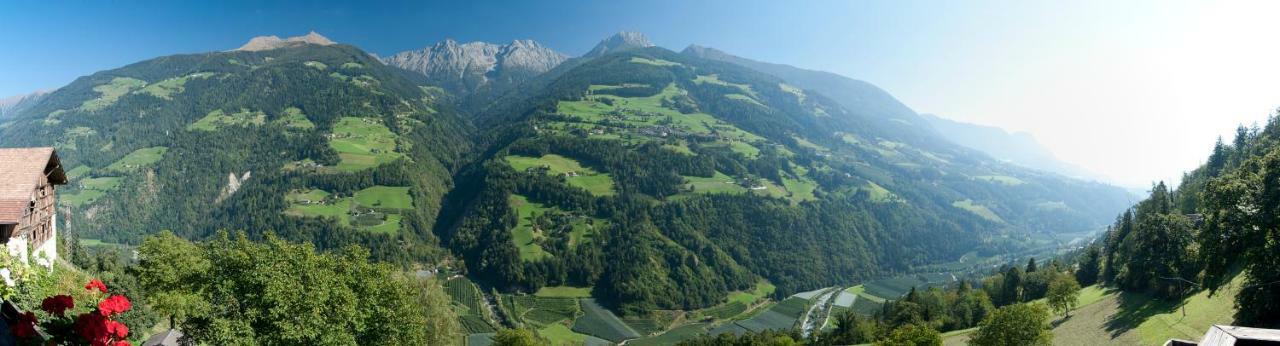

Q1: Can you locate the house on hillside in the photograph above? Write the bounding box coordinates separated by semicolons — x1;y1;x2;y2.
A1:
0;148;66;266
1166;325;1280;345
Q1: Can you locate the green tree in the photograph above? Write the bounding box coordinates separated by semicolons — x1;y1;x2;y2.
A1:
492;328;549;346
1047;275;1081;317
1075;244;1102;286
824;311;882;345
875;324;941;346
137;232;462;345
968;303;1052;346
135;231;212;329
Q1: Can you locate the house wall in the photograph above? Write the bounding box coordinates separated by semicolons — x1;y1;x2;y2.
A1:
6;174;56;268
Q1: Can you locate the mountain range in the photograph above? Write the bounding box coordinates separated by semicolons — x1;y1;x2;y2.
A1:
0;30;1132;340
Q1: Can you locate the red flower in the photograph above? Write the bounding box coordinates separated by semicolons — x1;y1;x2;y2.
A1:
104;319;128;338
85;279;108;293
10;311;37;339
41;294;75;317
97;295;131;316
74;312;106;341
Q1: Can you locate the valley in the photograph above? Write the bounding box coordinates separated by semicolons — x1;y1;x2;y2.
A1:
0;26;1222;346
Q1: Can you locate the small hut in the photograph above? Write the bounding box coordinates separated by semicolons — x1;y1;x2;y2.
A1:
0;147;67;265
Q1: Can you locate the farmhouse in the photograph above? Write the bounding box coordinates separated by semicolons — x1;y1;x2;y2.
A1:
0;148;67;266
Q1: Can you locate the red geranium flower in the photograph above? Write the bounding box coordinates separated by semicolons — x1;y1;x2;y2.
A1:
41;294;75;317
85;279;108;293
10;311;37;339
97;295;131;316
104;319;128;338
74;312;106;340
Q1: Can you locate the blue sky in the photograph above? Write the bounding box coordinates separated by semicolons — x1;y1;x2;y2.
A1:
4;0;1279;187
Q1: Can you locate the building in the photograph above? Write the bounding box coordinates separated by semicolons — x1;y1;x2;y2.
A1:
0;148;66;266
1166;325;1280;345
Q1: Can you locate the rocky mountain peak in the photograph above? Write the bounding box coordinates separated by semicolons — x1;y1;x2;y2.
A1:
235;31;336;51
584;31;654;57
382;39;568;94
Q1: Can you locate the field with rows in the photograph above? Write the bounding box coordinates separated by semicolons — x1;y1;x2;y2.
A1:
572;299;641;342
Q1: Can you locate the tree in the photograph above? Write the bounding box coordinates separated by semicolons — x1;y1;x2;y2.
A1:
1075;244;1102;286
1001;266;1024;304
825;311;882;345
137;232;462;345
1026;258;1038;273
135;231;212;329
1047;275;1081;317
875;324;942;346
493;328;550;346
968;303;1052;346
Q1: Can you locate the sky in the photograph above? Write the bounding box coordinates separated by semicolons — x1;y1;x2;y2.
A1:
3;0;1278;188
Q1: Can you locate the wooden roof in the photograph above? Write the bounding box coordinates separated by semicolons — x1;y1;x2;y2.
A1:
0;147;66;224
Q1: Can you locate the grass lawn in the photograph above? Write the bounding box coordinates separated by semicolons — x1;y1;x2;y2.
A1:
554;83;764;146
81;77;146;111
505;154;616;196
725;93;767;108
781;176;818;203
538;323;591;346
694;74;757;98
683;171;747;195
780;83;806;102
354;186;412;210
509;194;553;261
274;107;315;130
188;109;267;131
80;238;128;248
284;187;407;234
728;280;777;305
536;286;594;298
975;175;1026;186
105;147;167;173
138;72;214;99
952;199;1005;223
65;166;91;180
862;182;895;203
329;117;403;171
629;57;682;67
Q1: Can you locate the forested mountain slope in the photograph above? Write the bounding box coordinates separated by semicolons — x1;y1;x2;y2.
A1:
439;46;1131;314
0;41;472;264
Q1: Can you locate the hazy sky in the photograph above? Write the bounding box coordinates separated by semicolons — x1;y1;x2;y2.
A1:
3;0;1277;188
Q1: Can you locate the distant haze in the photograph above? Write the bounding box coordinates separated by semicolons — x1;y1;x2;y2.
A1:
3;0;1276;188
